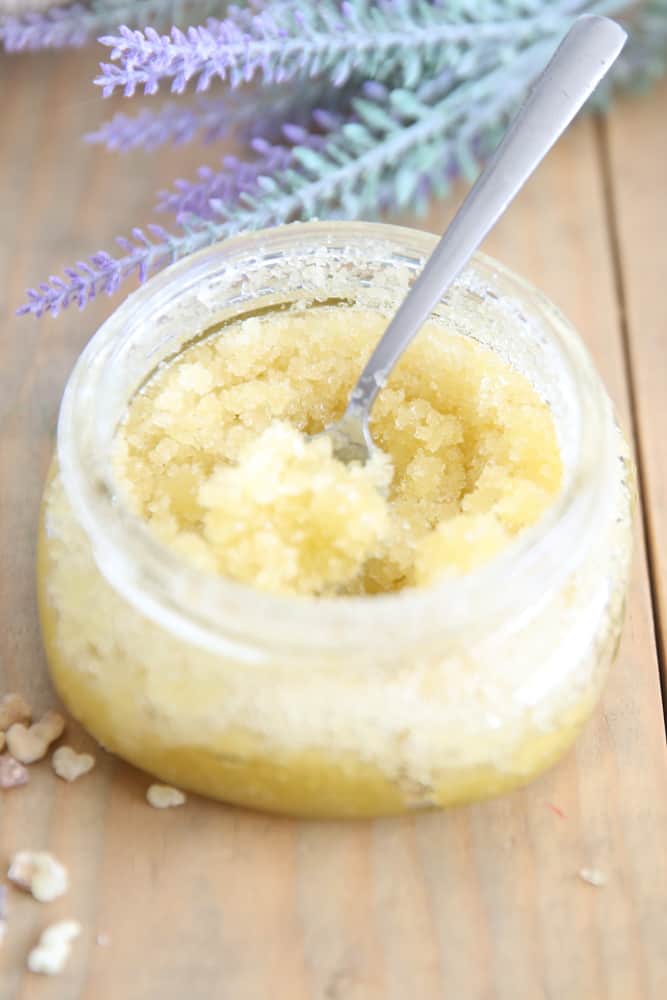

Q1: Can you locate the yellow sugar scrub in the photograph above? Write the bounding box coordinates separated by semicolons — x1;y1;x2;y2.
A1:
112;307;562;596
38;222;634;818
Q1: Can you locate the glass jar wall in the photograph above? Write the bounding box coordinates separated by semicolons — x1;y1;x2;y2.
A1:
38;222;633;818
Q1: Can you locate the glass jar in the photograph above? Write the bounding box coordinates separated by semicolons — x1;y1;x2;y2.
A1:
38;221;634;818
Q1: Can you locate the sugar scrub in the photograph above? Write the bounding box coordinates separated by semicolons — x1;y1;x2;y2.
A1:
37;224;633;817
113;306;562;596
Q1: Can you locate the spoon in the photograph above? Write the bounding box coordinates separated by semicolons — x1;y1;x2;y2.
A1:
319;14;626;465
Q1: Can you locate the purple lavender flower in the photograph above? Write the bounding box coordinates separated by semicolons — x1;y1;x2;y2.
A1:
18;221;227;318
86;81;350;153
13;0;667;319
0;0;220;52
157;124;335;219
1;3;91;50
85;96;235;152
158;142;295;219
19;46;547;317
95;1;554;97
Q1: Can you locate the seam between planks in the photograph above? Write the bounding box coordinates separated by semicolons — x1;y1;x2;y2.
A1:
594;116;667;737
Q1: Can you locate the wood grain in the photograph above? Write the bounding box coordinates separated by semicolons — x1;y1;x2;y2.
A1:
1;50;666;1000
604;76;667;676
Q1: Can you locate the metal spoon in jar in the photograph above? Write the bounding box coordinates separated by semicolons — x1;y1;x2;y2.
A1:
319;14;626;465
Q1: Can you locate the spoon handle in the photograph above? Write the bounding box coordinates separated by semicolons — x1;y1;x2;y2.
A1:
346;14;626;417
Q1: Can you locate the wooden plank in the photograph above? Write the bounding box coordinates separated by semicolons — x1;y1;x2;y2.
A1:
604;77;667;676
1;50;666;999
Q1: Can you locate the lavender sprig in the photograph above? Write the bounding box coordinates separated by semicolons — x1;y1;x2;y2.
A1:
157;140;298;219
18;39;554;317
85;95;238;152
2;3;91;49
13;0;667;320
95;0;573;97
18;221;227;317
86;79;353;152
156;117;344;219
0;0;221;52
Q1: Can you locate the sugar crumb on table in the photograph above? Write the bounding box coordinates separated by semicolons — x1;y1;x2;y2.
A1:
8;850;69;902
146;784;187;808
27;920;81;976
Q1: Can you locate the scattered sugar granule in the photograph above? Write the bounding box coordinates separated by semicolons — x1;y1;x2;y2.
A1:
146;784;186;809
0;693;31;731
7;711;65;764
0;754;28;789
579;867;607;887
52;746;95;782
27;920;81;975
8;850;69;902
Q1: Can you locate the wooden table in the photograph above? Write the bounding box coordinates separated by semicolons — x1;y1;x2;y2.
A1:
1;49;666;1000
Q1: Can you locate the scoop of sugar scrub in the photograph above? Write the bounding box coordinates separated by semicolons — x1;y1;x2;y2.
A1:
197;422;393;595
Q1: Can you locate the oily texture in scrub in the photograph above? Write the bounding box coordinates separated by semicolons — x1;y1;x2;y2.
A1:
113;305;562;595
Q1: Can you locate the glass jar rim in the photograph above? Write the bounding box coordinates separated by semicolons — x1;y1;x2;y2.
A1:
57;220;614;659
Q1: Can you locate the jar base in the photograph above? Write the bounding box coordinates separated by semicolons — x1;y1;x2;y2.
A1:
39;568;589;820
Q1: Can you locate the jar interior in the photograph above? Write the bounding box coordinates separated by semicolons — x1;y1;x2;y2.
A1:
94;233;582;484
